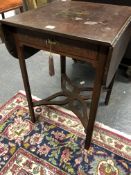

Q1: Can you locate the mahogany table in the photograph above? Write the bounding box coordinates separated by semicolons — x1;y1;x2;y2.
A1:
1;1;131;149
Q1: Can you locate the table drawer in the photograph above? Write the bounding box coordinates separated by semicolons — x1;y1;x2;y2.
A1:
16;31;98;61
49;40;98;61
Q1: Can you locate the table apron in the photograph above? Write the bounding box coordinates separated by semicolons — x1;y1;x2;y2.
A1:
14;32;99;67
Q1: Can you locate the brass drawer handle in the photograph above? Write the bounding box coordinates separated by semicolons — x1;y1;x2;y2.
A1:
46;39;56;45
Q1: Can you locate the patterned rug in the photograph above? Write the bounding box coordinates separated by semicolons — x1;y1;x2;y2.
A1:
0;91;130;175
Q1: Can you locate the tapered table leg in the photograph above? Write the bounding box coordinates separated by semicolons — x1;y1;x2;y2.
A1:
60;55;66;87
85;47;108;149
19;6;24;13
1;13;5;19
60;55;66;73
105;73;116;105
16;42;36;123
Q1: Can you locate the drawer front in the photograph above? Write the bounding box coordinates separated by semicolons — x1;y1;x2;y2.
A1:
15;31;98;62
50;40;98;61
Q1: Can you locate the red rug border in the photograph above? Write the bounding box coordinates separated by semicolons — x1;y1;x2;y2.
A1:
1;147;67;175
